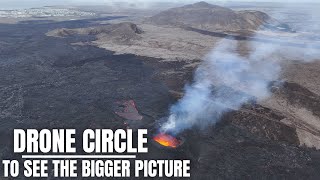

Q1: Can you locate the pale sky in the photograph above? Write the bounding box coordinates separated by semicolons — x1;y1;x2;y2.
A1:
0;0;318;9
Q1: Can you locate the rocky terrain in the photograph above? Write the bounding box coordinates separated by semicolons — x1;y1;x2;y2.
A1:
47;2;303;62
45;2;320;153
48;23;220;60
1;1;320;179
48;22;144;43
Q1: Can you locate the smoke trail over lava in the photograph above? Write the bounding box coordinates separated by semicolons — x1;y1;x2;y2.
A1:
160;4;320;134
160;39;282;134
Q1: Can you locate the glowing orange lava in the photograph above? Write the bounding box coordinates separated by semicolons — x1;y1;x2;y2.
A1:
153;133;180;148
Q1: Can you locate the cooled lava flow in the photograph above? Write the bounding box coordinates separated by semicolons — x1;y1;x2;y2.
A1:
115;100;143;121
153;133;181;148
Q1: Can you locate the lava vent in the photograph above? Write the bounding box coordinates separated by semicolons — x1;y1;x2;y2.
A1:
153;133;182;148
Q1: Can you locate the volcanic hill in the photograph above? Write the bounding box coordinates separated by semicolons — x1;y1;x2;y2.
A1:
47;22;144;43
147;1;290;32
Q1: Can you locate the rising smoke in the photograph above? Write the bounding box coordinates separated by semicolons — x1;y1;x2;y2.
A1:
160;39;282;134
160;4;320;135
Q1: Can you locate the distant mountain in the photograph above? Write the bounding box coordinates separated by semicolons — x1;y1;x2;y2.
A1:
147;1;291;32
47;22;143;42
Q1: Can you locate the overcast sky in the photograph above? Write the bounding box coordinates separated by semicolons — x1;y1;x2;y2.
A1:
1;0;318;9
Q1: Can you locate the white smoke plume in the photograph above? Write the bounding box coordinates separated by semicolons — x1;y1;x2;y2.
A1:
160;39;282;134
160;4;320;135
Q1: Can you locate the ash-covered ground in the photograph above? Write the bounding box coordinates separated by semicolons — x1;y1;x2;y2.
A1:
1;4;320;179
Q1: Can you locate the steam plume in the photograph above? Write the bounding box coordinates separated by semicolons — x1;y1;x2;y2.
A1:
161;39;281;134
160;5;320;134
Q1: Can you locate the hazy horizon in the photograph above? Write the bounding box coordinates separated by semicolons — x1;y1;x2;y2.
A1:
1;0;318;10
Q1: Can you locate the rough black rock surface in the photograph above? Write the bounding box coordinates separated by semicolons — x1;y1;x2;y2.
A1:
0;17;318;179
